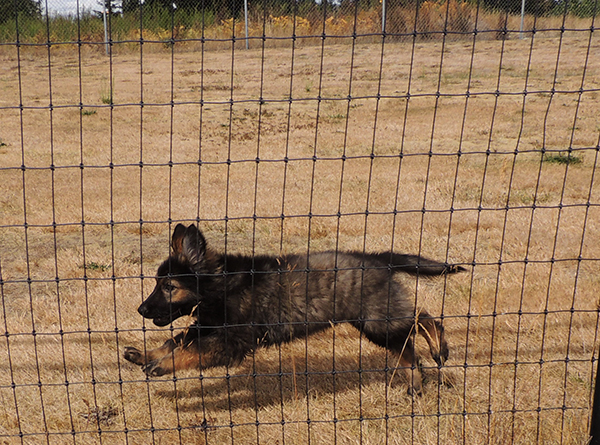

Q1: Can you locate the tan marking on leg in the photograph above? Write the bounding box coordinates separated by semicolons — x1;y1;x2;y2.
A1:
397;340;423;396
124;338;178;366
387;327;423;396
143;335;231;377
416;308;448;366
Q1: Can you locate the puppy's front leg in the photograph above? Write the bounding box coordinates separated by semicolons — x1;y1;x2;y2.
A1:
142;344;199;376
142;334;232;377
124;333;183;366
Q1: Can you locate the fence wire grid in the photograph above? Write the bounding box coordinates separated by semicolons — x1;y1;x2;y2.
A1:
0;0;599;444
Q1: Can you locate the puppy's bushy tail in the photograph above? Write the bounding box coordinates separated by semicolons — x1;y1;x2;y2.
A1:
376;253;466;276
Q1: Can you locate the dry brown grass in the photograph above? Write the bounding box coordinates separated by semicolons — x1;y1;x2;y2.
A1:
0;27;599;444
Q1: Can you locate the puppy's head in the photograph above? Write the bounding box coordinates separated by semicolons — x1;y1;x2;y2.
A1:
137;224;210;326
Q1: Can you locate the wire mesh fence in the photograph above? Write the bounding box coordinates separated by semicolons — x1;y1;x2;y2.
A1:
0;0;599;444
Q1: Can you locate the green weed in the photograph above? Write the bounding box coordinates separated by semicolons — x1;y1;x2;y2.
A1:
543;152;583;165
100;77;114;105
84;261;111;272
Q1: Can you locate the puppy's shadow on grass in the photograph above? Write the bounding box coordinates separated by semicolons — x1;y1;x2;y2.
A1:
156;346;454;413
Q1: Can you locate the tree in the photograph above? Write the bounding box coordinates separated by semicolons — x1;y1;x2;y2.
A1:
0;0;41;24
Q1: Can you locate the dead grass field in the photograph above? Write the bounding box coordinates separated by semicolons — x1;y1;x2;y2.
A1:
0;28;599;445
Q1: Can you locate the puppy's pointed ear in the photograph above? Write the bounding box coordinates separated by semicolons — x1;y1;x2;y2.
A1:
171;223;188;255
181;224;207;267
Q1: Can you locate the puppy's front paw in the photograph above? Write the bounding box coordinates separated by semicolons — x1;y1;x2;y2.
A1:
124;346;145;365
142;359;168;377
407;383;423;397
432;349;448;367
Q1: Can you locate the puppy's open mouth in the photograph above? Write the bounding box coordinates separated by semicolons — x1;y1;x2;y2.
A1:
151;309;185;327
152;317;172;327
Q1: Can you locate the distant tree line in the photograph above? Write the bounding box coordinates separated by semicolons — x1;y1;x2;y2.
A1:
121;0;245;18
0;0;596;28
113;0;600;18
119;0;386;19
0;0;41;24
482;0;554;15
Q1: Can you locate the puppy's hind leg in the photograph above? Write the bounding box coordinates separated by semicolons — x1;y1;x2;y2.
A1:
394;337;423;397
360;326;423;396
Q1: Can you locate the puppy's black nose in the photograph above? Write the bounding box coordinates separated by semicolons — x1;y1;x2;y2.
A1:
138;303;149;318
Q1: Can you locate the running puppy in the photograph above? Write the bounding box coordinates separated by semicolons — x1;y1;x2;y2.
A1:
124;224;465;395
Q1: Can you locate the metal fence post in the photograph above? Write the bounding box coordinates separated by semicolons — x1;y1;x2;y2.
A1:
382;0;386;34
103;7;109;55
519;0;526;39
244;0;249;49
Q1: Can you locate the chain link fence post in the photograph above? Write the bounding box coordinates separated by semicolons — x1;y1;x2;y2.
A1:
244;0;248;49
519;0;526;38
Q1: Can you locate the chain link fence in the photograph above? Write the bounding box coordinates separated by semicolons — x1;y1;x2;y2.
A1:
0;0;598;44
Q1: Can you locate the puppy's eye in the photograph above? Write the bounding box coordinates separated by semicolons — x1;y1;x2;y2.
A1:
163;283;176;293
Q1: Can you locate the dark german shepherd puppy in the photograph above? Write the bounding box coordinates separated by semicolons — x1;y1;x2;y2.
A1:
124;224;465;395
